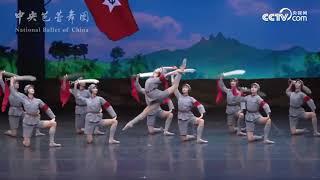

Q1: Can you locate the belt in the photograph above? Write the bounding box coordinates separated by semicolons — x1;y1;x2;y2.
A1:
227;104;239;106
247;110;258;113
10;105;22;108
26;113;40;117
290;106;302;109
179;110;191;113
87;112;100;114
76;104;87;107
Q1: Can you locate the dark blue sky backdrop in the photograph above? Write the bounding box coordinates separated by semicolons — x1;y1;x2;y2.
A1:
0;0;319;60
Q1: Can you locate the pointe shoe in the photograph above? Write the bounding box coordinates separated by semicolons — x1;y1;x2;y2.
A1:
313;132;320;137
49;142;62;147
237;131;247;136
263;139;275;144
35;131;45;136
164;131;175;136
109;139;120;144
303;128;310;133
94;129;105;135
4;130;16;137
254;135;263;141
196;139;208;144
186;135;196;140
180;58;187;70
122;122;133;131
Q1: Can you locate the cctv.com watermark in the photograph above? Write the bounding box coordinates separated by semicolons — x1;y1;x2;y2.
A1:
262;8;308;22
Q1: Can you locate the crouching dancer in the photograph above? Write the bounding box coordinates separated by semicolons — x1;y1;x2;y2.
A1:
74;81;120;144
286;79;320;136
174;83;208;143
217;75;246;136
237;83;274;144
0;71;44;137
10;77;60;147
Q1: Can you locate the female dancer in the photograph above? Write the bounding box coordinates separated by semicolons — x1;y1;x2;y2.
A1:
286;79;320;136
10;77;60;147
74;82;120;144
174;83;208;143
122;59;187;131
218;75;246;136
134;74;175;135
0;71;44;137
61;76;105;135
237;83;274;144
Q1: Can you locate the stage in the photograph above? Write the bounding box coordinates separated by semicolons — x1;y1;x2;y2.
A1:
0;110;319;179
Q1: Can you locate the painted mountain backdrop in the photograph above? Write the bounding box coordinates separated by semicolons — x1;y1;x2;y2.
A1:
142;32;315;79
0;32;319;79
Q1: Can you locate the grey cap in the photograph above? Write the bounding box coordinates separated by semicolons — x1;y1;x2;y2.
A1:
182;83;191;91
88;84;97;93
24;84;34;93
251;82;260;90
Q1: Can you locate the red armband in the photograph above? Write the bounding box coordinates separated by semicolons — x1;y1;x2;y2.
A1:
259;101;266;108
159;74;169;89
303;96;311;102
41;104;49;111
193;101;201;107
162;98;170;105
103;101;111;109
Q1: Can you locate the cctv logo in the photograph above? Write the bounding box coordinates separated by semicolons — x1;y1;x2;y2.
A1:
262;8;308;22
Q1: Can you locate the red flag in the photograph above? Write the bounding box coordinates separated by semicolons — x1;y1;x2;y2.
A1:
231;87;240;96
85;0;139;41
131;77;140;103
60;79;71;107
2;81;10;112
215;80;223;104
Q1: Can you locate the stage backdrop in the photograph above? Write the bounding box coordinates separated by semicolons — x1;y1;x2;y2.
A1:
0;0;319;79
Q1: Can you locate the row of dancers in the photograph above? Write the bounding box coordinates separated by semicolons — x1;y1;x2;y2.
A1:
0;59;319;148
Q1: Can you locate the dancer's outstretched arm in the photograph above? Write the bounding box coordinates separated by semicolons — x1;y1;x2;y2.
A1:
286;80;294;97
135;75;146;94
218;75;228;93
0;71;5;92
9;77;27;102
164;69;183;78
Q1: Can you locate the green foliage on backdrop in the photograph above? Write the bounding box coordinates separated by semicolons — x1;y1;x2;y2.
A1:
0;46;17;74
1;34;320;79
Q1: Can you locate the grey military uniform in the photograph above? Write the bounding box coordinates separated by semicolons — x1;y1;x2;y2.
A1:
71;89;90;129
135;79;174;126
238;95;271;132
145;75;170;104
76;91;117;135
0;79;24;129
10;87;55;138
286;89;316;129
146;99;174;126
175;90;206;136
218;79;242;125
